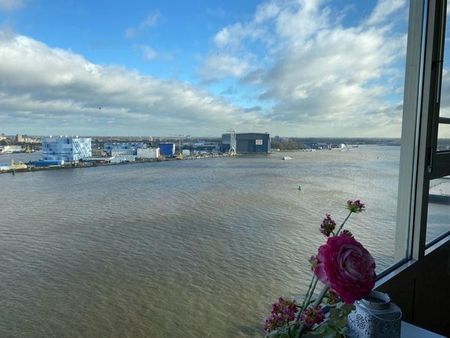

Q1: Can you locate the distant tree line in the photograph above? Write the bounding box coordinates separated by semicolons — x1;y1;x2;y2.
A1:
271;137;402;150
271;138;304;150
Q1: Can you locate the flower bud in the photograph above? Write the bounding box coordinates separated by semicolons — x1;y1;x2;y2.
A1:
320;213;336;236
347;199;365;212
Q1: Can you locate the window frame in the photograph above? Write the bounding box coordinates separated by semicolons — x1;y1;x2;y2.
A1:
419;0;450;249
379;0;450;282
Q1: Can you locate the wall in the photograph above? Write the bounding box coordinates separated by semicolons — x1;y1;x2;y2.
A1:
235;133;270;153
377;239;450;337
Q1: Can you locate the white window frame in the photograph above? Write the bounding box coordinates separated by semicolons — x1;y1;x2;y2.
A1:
381;0;450;281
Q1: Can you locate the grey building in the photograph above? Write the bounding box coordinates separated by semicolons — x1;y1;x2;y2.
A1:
221;133;270;154
221;133;237;153
236;133;270;153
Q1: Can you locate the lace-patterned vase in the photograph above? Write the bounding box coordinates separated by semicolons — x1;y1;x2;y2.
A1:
346;291;402;338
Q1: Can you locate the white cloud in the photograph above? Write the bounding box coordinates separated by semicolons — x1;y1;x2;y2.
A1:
254;2;280;23
213;24;247;50
274;0;330;45
200;54;250;82
207;0;331;81
140;11;161;29
0;31;263;135
125;10;161;39
0;0;23;11
141;45;157;61
201;0;408;136
0;1;411;137
367;0;406;26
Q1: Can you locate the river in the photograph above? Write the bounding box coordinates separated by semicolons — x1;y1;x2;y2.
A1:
0;146;404;337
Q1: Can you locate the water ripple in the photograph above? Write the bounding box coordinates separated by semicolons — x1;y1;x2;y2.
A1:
0;146;400;337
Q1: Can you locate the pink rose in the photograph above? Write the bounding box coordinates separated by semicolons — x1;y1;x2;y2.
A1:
314;232;376;304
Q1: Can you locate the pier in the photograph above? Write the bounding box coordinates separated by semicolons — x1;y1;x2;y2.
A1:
0;153;236;175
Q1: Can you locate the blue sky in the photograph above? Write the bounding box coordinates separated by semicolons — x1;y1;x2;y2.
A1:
0;0;414;137
2;1;264;84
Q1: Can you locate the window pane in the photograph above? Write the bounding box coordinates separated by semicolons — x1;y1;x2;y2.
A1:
439;75;450;117
437;124;450;151
427;178;450;243
427;3;450;245
438;10;450;152
0;0;410;337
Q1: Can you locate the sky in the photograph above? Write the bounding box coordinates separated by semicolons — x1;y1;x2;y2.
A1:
0;0;419;137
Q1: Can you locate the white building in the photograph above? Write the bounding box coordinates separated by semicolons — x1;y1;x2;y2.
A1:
104;142;146;156
136;147;160;159
42;136;92;162
110;155;136;163
0;145;23;153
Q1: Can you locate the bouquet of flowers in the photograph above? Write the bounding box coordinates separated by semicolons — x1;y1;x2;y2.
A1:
264;200;376;337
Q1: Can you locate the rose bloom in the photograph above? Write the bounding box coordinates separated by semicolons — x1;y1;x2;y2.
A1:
313;232;376;304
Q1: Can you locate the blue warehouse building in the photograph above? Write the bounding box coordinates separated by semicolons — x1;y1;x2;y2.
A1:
159;143;176;157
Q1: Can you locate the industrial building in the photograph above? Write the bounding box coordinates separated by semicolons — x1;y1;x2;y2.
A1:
136;148;160;159
110;155;136;163
222;132;270;154
42;136;92;162
0;145;23;154
103;142;146;156
221;133;237;153
34;160;64;167
192;141;220;153
159;143;175;157
15;134;24;143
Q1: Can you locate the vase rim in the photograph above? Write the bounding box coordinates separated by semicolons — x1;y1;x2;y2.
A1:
359;291;391;310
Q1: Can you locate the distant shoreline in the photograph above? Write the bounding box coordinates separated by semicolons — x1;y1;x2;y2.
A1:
0;153;236;175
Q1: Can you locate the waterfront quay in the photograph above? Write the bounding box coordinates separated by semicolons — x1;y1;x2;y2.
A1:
0;133;272;175
0;152;236;175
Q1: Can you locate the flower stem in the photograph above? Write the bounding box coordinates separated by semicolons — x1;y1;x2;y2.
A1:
312;285;329;308
306;278;318;307
297;275;315;321
335;211;352;236
298;285;329;335
296;276;318;324
296;211;353;334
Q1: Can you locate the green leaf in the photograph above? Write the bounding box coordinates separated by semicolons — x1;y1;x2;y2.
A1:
328;303;355;329
265;324;301;338
303;324;342;338
266;329;288;338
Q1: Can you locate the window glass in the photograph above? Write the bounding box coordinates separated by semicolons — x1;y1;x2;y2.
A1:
437;3;450;143
427;178;450;243
0;1;410;337
437;123;450;151
439;68;450;119
427;3;450;245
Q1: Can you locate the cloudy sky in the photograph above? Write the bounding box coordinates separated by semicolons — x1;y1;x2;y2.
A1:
0;0;416;137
